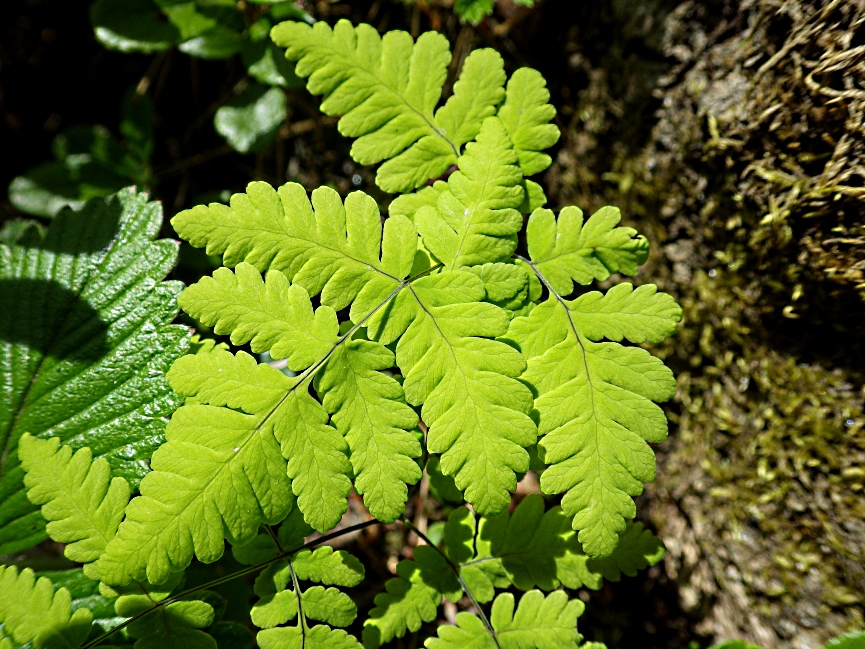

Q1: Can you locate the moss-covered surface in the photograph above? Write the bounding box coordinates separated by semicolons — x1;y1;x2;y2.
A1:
519;0;865;645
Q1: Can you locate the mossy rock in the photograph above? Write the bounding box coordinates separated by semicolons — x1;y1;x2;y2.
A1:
531;0;865;646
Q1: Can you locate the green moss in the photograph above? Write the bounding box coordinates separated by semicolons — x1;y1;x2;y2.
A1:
538;0;865;644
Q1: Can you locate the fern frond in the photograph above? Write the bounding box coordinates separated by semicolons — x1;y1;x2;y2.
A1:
97;346;345;584
0;189;189;554
113;572;216;649
18;434;130;580
172;183;416;314
586;522;666;582
243;512;364;648
369;270;537;515
450;495;584;600
315;340;422;522
0;565;93;649
508;275;681;557
415;117;525;269
363;545;460;648
258;625;362;649
446;496;665;597
182;263;421;521
497;69;560;177
525;206;649;295
426;590;585;649
271;20;509;193
179;263;339;367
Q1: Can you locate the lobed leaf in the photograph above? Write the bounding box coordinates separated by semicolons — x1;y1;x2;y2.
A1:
507;283;681;556
0;565;93;649
368;270;537;515
497;68;560;177
526;205;649;296
415;117;525;269
115;573;216;649
18;434;130;580
0;189;188;555
172;182;416;315
97;349;312;584
258;625;362;649
271;20;508;193
426;590;585;649
363;546;459;648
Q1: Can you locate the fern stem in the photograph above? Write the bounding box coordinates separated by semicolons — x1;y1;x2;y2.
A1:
79;519;379;649
400;517;502;649
288;559;307;644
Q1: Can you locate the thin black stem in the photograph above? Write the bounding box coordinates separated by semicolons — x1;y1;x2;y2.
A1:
400;517;502;649
80;519;379;649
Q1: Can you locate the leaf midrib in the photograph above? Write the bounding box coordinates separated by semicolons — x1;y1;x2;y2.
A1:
305;39;459;158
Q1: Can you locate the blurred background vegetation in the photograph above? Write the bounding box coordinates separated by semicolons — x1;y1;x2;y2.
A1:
1;0;863;647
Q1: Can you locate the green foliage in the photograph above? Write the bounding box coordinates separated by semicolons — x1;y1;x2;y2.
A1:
271;19;558;193
0;565;93;649
508;214;680;555
85;0;310;157
214;84;287;154
363;496;664;647
18;434;130;580
826;633;865;649
426;590;585;649
0;189;189;555
452;0;540;26
8;99;153;218
2;14;680;649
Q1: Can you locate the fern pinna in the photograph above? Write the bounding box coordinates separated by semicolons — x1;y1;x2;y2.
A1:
1;17;680;649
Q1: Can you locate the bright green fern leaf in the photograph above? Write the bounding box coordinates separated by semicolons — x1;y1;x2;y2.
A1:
102;561;218;648
443;494;663;599
426;590;585;649
172;183;416;316
315;340;421;522
497;68;560;177
507;278;681;557
525;205;649;295
182;260;421;522
363;545;460;648
271;20;509;193
368;270;537;515
452;494;588;601
179;262;338;368
586;522;666;582
453;0;495;25
415;117;525;268
18;434;130;580
258;625;362;649
116;576;216;649
97;346;349;584
0;189;188;555
250;529;364;648
388;181;448;222
0;565;93;649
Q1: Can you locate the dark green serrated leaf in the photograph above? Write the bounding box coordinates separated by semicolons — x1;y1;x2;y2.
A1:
0;189;189;555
